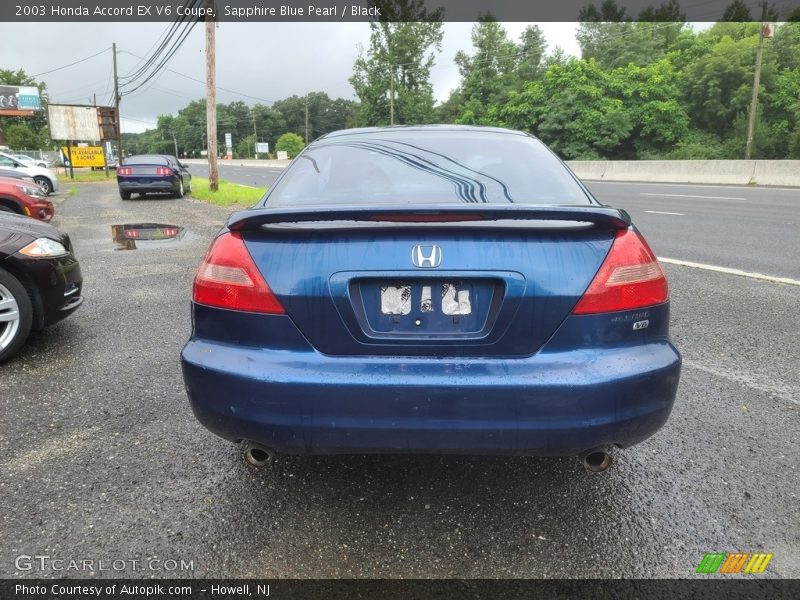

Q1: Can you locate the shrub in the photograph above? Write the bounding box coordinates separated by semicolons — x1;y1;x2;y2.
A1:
275;133;305;158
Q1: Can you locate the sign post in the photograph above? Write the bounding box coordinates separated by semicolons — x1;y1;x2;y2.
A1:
225;132;233;159
66;142;74;180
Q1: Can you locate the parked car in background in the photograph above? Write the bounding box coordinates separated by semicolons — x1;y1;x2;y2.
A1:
181;125;681;472
10;153;48;168
116;154;191;200
0;152;59;195
0;211;82;363
0;176;54;222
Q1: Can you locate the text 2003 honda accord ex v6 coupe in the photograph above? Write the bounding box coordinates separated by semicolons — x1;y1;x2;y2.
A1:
181;126;681;472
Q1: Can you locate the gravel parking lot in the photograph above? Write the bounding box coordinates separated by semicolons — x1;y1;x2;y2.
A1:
1;182;798;578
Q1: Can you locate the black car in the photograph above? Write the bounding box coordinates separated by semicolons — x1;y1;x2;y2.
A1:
116;154;192;200
0;212;83;363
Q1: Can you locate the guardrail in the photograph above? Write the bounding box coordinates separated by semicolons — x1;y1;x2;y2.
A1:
566;160;800;187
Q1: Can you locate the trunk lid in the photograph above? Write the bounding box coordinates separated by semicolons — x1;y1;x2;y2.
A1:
232;206;626;357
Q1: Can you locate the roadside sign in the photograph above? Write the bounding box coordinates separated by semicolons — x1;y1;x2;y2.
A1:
277;150;288;160
48;104;101;141
256;142;270;153
97;106;119;141
0;85;41;115
61;145;105;168
225;132;232;147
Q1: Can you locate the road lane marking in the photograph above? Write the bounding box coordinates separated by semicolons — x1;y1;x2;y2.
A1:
641;193;746;200
684;361;798;406
644;210;686;216
659;257;800;286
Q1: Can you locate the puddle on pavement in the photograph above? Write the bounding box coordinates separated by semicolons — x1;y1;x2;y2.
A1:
112;223;188;250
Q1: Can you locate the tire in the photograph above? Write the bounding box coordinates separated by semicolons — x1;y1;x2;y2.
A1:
0;268;33;364
0;204;16;214
120;190;131;200
33;176;53;195
175;179;185;199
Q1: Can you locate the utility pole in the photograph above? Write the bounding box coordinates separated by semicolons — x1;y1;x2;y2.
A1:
304;98;309;144
205;0;219;191
112;42;122;158
172;132;178;157
389;67;395;126
745;2;769;160
252;109;258;158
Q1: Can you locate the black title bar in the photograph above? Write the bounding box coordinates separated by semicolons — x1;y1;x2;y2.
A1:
3;579;800;600
3;0;797;22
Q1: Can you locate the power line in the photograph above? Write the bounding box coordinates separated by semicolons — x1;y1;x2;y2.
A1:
120;0;200;84
120;20;199;97
119;50;281;105
32;47;111;77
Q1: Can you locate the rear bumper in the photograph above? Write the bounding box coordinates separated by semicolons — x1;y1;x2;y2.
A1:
118;179;177;194
181;334;681;456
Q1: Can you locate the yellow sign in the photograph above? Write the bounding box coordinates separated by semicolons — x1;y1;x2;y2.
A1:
61;146;105;168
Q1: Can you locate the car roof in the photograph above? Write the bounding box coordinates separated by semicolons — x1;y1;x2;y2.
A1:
318;124;531;141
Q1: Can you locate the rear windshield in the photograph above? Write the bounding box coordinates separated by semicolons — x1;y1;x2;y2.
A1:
124;155;169;165
264;131;591;207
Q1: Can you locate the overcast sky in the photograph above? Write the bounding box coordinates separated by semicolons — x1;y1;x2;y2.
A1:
0;22;580;132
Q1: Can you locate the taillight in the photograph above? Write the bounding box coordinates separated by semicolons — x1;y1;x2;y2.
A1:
117;167;132;176
571;229;668;315
156;167;172;176
193;232;285;314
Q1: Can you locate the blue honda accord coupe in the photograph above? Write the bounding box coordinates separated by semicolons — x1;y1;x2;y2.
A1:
181;126;681;471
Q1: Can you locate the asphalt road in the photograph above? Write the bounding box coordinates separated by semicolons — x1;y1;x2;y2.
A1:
1;182;798;579
187;162;284;191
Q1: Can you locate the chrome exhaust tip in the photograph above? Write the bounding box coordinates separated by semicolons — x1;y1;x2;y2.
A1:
241;441;276;468
581;449;612;473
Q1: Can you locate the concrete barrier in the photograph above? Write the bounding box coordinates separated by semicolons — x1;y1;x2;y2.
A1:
567;160;800;187
752;161;800;187
181;157;800;187
183;158;292;168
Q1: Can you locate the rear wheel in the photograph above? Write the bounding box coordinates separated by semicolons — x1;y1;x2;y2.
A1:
175;179;185;198
33;176;53;195
120;190;131;200
0;268;33;364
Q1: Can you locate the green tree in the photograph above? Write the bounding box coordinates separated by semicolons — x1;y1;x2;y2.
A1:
349;1;443;125
514;25;548;84
721;0;753;21
682;33;777;137
3;122;48;149
275;132;305;158
272;92;357;142
503;59;633;159
577;20;687;69
453;17;519;125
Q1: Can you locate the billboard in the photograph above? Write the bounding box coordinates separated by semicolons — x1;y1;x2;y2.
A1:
61;146;106;168
0;85;41;115
47;104;101;141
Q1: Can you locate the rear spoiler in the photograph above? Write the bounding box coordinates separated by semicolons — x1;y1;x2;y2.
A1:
227;205;631;231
